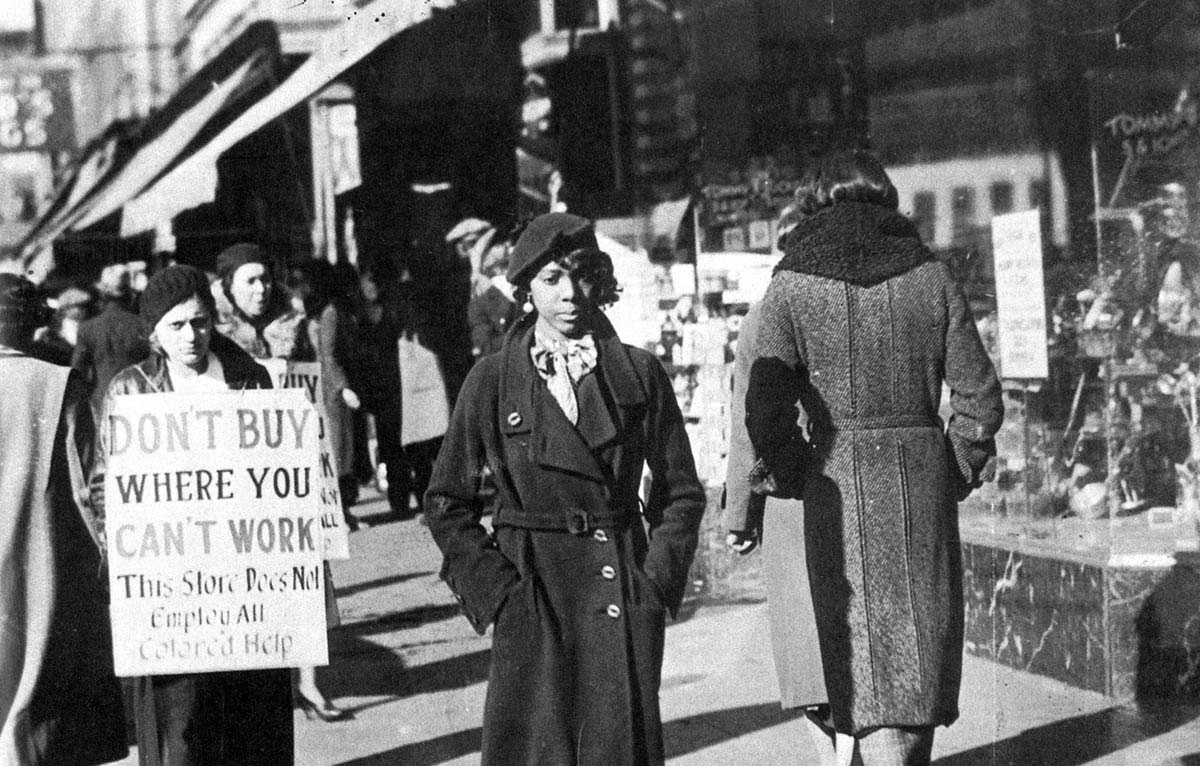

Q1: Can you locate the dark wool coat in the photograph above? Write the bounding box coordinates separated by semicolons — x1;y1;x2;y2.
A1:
96;334;294;766
425;313;706;766
0;350;127;765
745;202;1004;735
71;301;150;415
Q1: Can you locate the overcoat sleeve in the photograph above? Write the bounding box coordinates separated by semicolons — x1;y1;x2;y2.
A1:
424;359;522;634
744;275;808;492
317;305;350;396
722;304;765;536
943;278;1004;495
639;352;707;617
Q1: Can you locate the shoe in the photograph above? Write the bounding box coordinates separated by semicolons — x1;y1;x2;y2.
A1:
297;692;353;722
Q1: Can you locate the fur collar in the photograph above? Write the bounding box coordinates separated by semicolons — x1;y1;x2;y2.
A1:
775;202;933;287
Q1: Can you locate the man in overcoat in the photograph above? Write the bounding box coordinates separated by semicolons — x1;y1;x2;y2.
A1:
425;212;706;766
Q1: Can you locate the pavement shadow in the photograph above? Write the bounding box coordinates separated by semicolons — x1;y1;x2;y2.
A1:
664;702;803;757
335;570;437;598
339;603;465;637
332;702;804;765
335;728;482;766
934;703;1200;766
323;631;492;702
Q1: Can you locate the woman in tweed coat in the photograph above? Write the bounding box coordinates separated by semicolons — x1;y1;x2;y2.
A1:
745;151;1003;765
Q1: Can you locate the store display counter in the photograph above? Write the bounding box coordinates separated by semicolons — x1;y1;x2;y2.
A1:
959;509;1198;699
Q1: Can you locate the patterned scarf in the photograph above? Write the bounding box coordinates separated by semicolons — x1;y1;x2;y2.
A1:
530;329;598;425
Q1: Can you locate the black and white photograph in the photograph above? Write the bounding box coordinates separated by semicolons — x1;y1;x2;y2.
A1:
3;0;1200;764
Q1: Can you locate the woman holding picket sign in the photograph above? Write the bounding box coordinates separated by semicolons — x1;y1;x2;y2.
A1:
94;265;294;765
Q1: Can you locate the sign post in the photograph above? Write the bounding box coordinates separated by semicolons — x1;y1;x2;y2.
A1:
992;209;1049;517
104;389;328;676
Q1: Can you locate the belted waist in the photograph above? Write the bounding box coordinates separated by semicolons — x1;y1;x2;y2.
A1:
827;413;941;431
494;506;635;534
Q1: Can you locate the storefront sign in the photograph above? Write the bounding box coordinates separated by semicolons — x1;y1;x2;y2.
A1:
261;359;351;560
991;209;1049;379
696;173;800;255
0;68;75;153
104;390;328;676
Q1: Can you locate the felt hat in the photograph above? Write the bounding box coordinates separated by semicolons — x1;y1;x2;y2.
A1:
140;265;215;330
506;213;598;286
445;217;493;244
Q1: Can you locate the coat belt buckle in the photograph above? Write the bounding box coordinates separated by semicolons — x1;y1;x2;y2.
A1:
565;508;591;535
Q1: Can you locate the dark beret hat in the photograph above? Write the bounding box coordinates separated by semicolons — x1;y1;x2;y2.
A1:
141;265;216;330
507;213;598;286
215;242;267;283
0;273;53;330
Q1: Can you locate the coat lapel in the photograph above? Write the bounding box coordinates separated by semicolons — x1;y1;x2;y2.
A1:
498;316;606;482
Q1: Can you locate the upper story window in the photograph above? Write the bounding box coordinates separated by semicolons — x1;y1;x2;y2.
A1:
912;190;936;244
990;181;1014;216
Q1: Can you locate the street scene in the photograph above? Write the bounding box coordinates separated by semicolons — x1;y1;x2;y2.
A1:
4;1;1200;765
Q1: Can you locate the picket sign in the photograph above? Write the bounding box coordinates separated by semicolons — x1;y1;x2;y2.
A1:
260;359;351;560
104;389;328;675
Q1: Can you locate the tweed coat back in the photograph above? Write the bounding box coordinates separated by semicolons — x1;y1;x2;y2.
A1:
746;202;1003;735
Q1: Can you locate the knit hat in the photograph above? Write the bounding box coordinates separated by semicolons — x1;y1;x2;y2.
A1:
140;265;216;330
507;213;599;286
0;273;53;330
215;242;268;286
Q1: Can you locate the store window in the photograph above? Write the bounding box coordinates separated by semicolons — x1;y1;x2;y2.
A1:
990;180;1014;216
951;185;975;245
912;190;936;243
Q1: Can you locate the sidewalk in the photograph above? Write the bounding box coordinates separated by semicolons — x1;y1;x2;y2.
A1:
120;492;1200;765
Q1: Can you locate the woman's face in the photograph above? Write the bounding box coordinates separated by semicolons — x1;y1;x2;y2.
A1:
229;263;271;318
154;296;212;370
529;259;595;340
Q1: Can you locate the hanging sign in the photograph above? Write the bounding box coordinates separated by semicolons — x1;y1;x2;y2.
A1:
104;389;328;676
991;209;1049;379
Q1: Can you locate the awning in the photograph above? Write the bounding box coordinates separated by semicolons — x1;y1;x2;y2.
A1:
120;0;455;237
19;22;283;265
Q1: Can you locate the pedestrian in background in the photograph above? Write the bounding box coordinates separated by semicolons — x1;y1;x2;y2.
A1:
293;258;365;531
212;243;312;361
467;237;521;359
212;244;348;724
425;212;706;765
724;206;837;766
744;150;1004;766
93;265;293;765
0;274;127;766
73;263;150;416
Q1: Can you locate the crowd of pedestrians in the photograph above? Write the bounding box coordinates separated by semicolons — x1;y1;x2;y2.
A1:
1;149;1002;766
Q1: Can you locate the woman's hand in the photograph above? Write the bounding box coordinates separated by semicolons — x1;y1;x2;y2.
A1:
725;529;758;555
341;388;362;410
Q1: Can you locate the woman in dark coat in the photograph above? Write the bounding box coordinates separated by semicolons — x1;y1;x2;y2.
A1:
0;274;127;766
425;212;706;766
744;151;1004;765
95;266;294;766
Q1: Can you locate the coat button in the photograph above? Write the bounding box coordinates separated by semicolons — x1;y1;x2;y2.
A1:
606;604;621;619
593;529;609;543
600;565;616;580
507;411;522;427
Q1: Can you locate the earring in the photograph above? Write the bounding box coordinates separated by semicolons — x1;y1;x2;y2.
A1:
523;300;534;313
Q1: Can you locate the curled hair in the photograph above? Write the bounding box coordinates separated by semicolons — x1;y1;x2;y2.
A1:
513;247;621;309
794;150;899;216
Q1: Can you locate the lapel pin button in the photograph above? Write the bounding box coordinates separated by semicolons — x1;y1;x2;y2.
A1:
507;412;522;427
